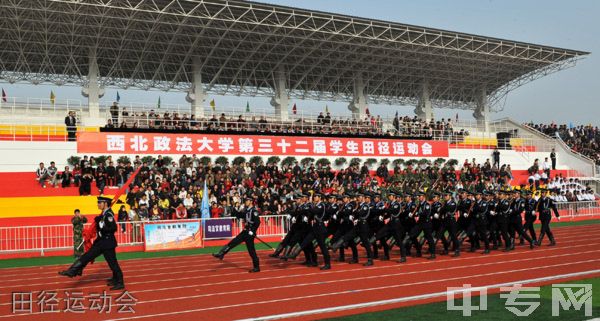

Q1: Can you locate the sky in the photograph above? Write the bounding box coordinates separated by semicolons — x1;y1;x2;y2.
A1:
1;0;598;125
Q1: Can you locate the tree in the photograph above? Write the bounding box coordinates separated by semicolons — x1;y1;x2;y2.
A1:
249;156;263;165
162;156;173;165
446;159;459;167
380;159;390;167
95;155;108;166
141;155;155;165
67;156;81;167
281;156;297;167
418;159;431;166
334;157;347;167
117;156;131;165
434;158;446;166
199;156;211;166
349;157;362;166
392;159;405;167
267;156;281;165
316;158;331;168
300;157;315;167
232;156;246;166
215;156;228;165
364;158;377;167
405;159;418;167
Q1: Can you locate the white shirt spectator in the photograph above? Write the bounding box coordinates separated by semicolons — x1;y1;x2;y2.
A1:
183;196;194;208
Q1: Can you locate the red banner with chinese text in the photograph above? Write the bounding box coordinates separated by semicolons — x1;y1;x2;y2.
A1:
77;132;449;157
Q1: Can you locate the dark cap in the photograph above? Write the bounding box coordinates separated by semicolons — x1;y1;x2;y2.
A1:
97;196;112;203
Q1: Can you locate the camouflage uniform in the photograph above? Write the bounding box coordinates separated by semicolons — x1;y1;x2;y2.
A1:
71;215;88;258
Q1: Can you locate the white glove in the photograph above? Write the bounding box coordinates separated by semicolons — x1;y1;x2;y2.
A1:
99;221;105;229
291;217;297;224
557;216;561;221
303;216;308;223
248;231;254;236
353;220;358;226
332;214;337;220
286;214;292;220
408;213;413;218
463;213;468;218
490;211;496;216
379;215;384;222
434;213;439;219
349;215;354;221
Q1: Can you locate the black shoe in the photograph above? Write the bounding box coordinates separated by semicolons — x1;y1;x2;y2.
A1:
398;257;407;263
337;257;345;262
452;251;460;257
107;278;116;286
492;245;499;250
468;248;476;253
212;253;224;260
502;248;511;252
110;283;125;290
519;239;525;245
415;252;422;258
348;259;359;264
483;249;490;255
363;260;374;267
268;253;279;258
308;262;318;267
248;267;260;273
320;264;331;270
442;249;449;255
549;240;556;246
530;242;535;249
380;255;390;261
427;254;436;260
58;260;83;278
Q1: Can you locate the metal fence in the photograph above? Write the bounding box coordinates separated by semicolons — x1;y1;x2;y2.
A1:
0;215;288;256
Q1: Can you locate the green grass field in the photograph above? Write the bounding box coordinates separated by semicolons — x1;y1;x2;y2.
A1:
323;277;599;321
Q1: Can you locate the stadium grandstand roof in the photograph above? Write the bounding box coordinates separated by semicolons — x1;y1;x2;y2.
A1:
0;0;589;111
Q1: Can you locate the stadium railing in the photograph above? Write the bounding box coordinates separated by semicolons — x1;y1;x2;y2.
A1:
0;96;83;115
0;215;289;256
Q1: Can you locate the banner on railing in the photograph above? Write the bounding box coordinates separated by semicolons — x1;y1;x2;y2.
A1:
77;132;449;157
144;221;202;252
204;218;233;239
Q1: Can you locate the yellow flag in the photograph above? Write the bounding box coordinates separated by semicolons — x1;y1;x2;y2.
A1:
50;90;56;105
210;99;215;111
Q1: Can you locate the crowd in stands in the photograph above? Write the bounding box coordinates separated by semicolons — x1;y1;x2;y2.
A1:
104;102;468;140
526;122;600;165
37;152;597;223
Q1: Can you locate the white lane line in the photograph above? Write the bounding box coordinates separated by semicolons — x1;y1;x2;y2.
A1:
0;233;595;293
238;269;600;321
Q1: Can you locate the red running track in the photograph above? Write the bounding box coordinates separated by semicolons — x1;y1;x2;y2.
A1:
0;223;599;321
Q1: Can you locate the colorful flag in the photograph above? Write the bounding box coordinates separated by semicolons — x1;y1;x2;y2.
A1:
325;105;329;113
157;96;161;109
116;91;121;103
210;99;216;111
50;90;56;105
292;103;297;115
1;88;6;103
201;181;210;222
365;107;370;116
246;101;250;112
455;113;459;122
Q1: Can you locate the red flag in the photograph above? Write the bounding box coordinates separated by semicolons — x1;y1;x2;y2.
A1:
292;103;297;115
365;107;370;116
1;88;6;103
82;165;142;262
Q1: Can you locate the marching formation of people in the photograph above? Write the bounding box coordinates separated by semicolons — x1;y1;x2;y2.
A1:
214;182;564;272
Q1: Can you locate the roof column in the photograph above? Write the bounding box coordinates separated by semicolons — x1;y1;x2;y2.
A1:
81;48;105;125
474;87;490;132
415;81;433;121
270;67;289;121
348;75;368;119
186;58;206;118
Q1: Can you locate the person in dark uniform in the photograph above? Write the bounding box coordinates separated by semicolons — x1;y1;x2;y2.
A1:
330;193;359;263
283;194;317;266
286;193;332;270
457;190;473;243
59;196;125;290
270;195;302;259
373;192;398;261
402;193;419;257
430;193;447;254
370;193;389;260
486;191;500;250
213;196;261;272
440;192;460;257
325;194;341;240
509;190;535;250
550;148;557;170
404;192;436;260
356;193;375;266
387;193;410;263
468;191;490;254
495;191;513;251
521;191;538;244
535;189;560;246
